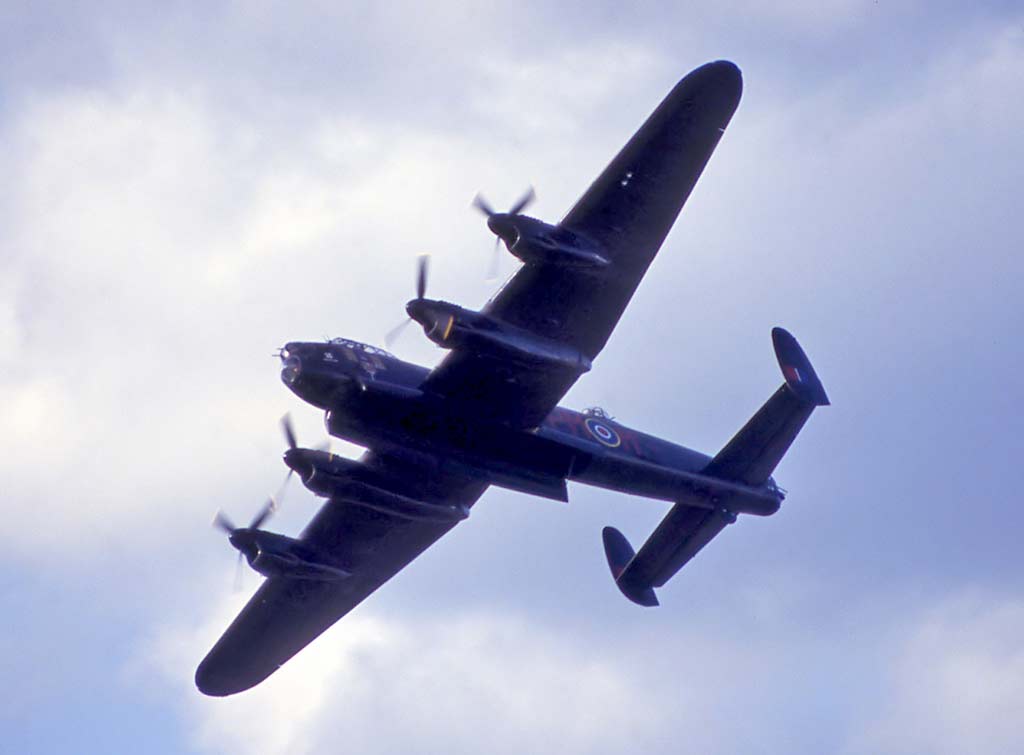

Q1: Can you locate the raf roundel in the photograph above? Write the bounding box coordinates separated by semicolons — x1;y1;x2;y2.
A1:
585;417;621;448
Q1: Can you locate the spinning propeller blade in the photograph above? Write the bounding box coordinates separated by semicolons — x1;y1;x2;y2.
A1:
384;318;413;350
509;186;536;215
281;413;298;451
474;186;534;280
233;552;245;592
487;237;502;282
416;254;429;300
385;254;431;349
472;186;535;219
213;510;235;534
249;498;276;530
472;193;496;217
272;471;293;506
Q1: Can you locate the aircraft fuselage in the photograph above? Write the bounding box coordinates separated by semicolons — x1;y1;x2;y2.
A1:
280;338;783;517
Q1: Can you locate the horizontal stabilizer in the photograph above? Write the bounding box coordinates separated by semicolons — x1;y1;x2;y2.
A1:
602;527;659;607
603;504;735;605
702;328;828;486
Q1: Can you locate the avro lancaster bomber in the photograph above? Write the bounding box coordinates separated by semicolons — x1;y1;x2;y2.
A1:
196;60;829;696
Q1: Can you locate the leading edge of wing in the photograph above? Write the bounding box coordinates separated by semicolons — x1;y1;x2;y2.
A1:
560;59;742;264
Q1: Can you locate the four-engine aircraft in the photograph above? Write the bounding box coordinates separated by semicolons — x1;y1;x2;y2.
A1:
196;60;829;696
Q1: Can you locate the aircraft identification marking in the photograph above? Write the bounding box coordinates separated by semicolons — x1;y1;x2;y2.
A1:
585;417;621;447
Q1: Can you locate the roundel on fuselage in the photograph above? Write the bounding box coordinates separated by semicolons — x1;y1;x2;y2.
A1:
584;417;621;448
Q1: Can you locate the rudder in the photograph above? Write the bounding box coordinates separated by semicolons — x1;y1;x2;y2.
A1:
602;527;659;607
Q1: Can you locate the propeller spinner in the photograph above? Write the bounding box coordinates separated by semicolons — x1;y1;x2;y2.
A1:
213;498;278;590
280;412;331;482
473;186;535;280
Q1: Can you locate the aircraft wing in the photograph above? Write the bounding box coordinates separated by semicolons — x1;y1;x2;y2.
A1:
195;452;487;696
421;61;742;428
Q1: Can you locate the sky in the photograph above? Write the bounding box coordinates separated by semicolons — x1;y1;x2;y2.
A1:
2;1;1023;753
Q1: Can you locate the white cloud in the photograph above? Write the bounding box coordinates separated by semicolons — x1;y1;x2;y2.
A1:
846;593;1024;755
138;581;1024;755
140;603;667;755
6;8;1024;754
0;36;680;564
469;42;667;136
733;0;877;34
0;84;497;561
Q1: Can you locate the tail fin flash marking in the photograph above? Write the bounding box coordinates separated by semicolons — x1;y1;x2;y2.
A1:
772;327;829;406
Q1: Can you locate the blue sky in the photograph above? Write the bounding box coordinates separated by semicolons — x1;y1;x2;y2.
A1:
2;2;1023;753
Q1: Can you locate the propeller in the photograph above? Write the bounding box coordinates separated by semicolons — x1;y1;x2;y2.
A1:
472;186;535;218
212;498;277;591
385;255;430;349
211;500;277;537
281;413;330;452
281;412;298;452
277;413;300;499
279;412;330;480
472;187;535;280
416;253;429;299
211;416;333;590
212;510;236;535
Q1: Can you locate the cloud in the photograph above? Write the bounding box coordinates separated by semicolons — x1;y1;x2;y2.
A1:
137;580;1024;755
140;602;667;755
5;5;1024;754
0;82;491;560
467;42;667;137
0;35;681;563
846;592;1024;755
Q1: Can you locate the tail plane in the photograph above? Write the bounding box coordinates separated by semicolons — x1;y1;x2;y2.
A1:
603;327;828;606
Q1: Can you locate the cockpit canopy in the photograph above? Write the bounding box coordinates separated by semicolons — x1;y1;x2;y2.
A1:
326;338;394;358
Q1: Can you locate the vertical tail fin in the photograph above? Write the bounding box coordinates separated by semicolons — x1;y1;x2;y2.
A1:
602;527;659;607
772;327;829;407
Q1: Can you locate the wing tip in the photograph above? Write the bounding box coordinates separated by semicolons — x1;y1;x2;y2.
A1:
664;60;742;125
705;59;742;79
687;59;743;97
195;654;267;697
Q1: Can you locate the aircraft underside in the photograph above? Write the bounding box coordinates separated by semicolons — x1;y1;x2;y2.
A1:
196;61;830;697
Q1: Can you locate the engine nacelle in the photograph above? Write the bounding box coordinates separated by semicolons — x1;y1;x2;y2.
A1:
238;530;351;581
286;449;470;522
489;214;609;269
406;298;592;373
